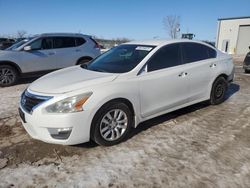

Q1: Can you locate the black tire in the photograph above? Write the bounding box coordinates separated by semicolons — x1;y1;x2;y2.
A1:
210;76;228;105
244;69;250;74
91;102;133;146
0;65;18;87
76;58;92;65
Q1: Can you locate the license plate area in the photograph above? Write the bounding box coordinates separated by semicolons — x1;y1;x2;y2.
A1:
18;108;26;123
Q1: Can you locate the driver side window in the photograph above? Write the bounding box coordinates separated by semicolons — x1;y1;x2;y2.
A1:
147;44;182;72
28;38;53;50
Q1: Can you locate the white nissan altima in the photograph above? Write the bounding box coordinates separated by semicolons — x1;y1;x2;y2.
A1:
19;40;234;146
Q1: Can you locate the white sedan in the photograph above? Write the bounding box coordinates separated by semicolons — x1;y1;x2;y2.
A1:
19;40;234;146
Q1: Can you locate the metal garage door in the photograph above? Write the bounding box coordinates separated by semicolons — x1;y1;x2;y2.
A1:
236;25;250;55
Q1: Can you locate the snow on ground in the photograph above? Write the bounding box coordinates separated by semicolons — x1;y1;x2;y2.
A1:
0;66;250;187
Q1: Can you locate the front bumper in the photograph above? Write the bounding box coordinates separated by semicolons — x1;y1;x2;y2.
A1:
19;105;93;145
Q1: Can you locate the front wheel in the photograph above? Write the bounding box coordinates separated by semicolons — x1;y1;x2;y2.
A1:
0;65;18;87
91;102;133;146
210;76;228;105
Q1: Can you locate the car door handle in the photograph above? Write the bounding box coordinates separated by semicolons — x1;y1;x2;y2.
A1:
75;49;81;52
178;72;188;77
210;63;217;68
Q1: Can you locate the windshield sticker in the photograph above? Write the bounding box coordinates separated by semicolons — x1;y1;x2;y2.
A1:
135;46;153;51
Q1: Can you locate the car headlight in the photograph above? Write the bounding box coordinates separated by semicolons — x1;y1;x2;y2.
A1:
45;92;92;113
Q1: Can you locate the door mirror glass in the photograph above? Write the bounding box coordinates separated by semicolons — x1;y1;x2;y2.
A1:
23;46;32;51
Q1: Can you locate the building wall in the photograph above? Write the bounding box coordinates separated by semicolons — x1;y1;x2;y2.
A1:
216;18;250;55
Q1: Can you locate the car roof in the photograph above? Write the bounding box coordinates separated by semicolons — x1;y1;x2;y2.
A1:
125;39;212;47
35;33;91;38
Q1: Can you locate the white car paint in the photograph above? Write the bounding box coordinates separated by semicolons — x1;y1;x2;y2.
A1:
19;39;234;145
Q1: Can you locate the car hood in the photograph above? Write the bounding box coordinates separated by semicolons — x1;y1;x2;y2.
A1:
29;66;118;94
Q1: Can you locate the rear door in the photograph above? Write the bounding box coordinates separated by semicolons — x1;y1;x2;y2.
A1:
139;43;190;118
181;42;217;101
52;37;78;68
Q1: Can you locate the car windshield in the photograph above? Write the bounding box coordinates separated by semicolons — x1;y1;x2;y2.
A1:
6;38;33;50
84;44;155;73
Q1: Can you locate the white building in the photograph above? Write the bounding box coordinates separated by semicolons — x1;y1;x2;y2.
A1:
216;16;250;55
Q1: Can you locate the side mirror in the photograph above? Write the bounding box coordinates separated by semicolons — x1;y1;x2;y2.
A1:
23;46;32;51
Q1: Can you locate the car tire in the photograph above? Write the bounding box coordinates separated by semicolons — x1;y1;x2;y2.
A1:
210;76;228;105
244;69;250;74
0;65;18;87
91;102;133;146
77;58;92;65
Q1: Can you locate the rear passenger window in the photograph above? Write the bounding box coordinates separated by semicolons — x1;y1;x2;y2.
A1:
147;44;181;72
182;43;217;64
53;37;75;49
75;37;86;46
207;47;217;58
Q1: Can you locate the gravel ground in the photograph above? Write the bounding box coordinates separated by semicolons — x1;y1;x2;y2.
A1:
0;64;250;188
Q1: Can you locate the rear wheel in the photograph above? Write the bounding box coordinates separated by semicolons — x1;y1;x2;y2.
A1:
0;65;18;87
210;76;228;105
91;102;133;146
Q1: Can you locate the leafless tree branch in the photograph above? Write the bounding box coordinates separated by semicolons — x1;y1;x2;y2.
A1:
163;15;180;39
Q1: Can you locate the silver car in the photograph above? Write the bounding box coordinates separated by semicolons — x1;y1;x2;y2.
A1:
0;33;101;87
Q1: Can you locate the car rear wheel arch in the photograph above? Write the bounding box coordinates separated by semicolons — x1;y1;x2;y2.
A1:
210;75;228;105
76;56;93;65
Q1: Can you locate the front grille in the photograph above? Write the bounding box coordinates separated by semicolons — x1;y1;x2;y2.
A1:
21;90;52;114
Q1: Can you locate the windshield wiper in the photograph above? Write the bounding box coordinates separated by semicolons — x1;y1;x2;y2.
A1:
90;68;108;73
80;64;108;73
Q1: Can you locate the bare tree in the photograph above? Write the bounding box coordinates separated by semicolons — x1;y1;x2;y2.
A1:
16;30;27;38
163;15;180;39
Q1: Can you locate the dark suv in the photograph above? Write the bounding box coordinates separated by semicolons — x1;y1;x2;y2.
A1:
243;46;250;73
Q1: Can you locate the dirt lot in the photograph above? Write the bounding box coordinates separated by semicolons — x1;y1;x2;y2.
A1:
0;63;250;188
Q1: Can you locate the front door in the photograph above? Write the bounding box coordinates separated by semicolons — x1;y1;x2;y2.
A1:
20;37;59;73
139;44;190;118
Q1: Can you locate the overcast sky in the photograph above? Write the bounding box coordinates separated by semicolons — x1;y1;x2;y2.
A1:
0;0;249;41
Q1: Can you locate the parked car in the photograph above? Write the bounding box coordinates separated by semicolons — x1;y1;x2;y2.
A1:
243;46;250;73
0;38;15;50
19;40;234;146
0;33;101;87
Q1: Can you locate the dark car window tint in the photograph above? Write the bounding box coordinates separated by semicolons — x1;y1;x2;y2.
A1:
182;43;216;63
53;37;75;49
147;44;181;72
207;47;217;58
41;38;53;49
75;37;86;46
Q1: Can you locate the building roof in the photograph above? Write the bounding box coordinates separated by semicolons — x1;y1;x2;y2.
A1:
218;16;250;21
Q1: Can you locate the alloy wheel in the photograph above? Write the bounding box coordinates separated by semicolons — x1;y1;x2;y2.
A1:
100;109;128;141
0;67;15;85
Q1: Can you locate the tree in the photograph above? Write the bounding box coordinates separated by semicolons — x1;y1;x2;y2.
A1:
163;15;180;39
16;30;27;38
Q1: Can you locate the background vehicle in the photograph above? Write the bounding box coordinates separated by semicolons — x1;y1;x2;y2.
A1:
0;38;15;50
19;40;234;146
0;33;101;87
243;46;250;73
